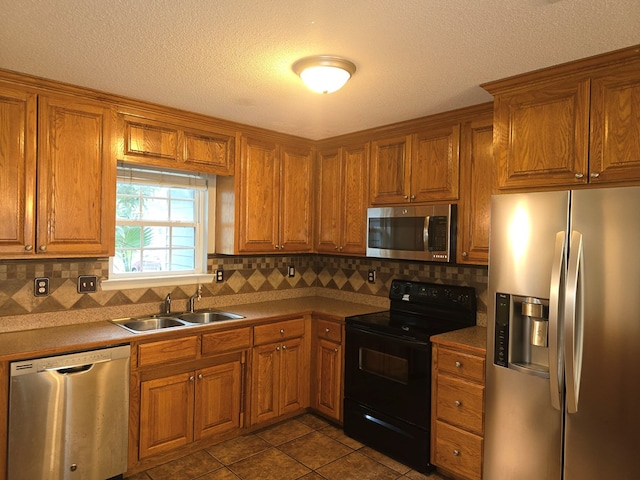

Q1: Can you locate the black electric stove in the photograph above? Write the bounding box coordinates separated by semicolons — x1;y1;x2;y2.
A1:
343;279;477;473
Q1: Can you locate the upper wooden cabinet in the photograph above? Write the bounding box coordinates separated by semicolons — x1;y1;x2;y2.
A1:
217;134;314;254
315;142;369;255
457;111;494;265
116;108;236;175
484;46;640;190
369;124;460;205
0;83;115;258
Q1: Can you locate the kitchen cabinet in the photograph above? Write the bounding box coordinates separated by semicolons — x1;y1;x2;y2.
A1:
250;317;309;425
431;342;486;480
116;107;236;175
133;328;249;462
457;110;493;265
0;84;115;257
315;142;369;255
484;47;640;190
311;316;343;421
369;125;460;205
217;134;314;254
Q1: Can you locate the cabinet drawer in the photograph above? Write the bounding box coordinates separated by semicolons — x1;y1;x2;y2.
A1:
316;318;342;343
254;318;305;345
202;327;251;355
437;374;484;435
138;336;199;367
438;347;485;383
435;420;483;480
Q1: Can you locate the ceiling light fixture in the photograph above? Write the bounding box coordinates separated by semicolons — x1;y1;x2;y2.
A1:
292;55;356;94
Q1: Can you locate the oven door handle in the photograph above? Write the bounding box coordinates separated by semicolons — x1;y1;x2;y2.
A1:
346;325;430;347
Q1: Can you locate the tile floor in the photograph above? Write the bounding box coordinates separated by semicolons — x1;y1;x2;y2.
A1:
124;413;447;480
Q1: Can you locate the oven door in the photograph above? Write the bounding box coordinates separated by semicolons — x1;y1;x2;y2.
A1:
344;324;431;427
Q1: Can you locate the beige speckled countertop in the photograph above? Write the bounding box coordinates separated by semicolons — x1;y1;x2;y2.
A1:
431;326;487;355
0;296;387;362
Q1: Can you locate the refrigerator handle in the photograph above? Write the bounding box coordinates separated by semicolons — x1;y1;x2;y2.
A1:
548;231;565;411
565;230;585;414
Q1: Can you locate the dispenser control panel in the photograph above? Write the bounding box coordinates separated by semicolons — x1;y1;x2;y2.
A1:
494;293;510;367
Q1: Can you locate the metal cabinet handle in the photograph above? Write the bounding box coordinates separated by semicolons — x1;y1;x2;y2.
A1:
280;329;285;334
189;375;195;381
403;195;409;199
462;251;468;257
410;194;415;200
282;345;287;350
274;245;280;250
590;172;600;179
454;400;462;407
276;346;280;351
198;374;203;380
325;328;330;333
25;245;33;251
453;449;460;456
334;348;339;353
455;361;462;368
39;245;47;252
574;173;584;179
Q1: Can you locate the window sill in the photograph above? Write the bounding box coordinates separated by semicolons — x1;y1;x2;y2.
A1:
101;273;215;291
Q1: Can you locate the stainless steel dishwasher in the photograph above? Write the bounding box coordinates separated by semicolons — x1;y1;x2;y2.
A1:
8;345;131;480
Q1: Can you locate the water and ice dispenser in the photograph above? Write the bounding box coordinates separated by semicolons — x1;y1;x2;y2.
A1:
494;293;550;378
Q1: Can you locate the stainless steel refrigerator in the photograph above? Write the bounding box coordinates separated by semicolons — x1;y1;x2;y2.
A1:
484;186;640;479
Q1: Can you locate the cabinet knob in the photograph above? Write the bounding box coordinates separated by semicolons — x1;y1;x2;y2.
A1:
335;245;339;250
282;344;287;350
453;449;461;456
280;329;285;334
403;195;409;199
189;375;195;382
454;400;462;407
39;245;47;252
334;348;339;353
462;251;468;257
590;172;600;179
575;173;585;179
274;245;280;250
198;374;203;380
276;346;280;351
455;361;462;368
24;245;33;252
339;246;343;251
410;194;415;200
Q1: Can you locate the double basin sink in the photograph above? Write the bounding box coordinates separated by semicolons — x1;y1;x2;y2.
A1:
111;310;245;333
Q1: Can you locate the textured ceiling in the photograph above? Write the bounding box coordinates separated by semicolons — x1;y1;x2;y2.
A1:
1;0;639;140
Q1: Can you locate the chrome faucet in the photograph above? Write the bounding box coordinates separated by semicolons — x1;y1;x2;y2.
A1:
188;285;202;313
164;293;171;314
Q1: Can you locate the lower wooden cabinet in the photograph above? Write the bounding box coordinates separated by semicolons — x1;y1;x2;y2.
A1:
251;317;309;425
311;316;343;421
431;339;486;480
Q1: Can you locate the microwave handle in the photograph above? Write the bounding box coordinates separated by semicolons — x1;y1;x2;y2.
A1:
423;216;430;250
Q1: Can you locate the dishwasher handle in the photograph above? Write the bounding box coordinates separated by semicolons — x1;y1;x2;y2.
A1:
49;364;94;375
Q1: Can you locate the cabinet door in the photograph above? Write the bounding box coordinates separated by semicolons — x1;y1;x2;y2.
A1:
279;143;314;252
370;135;411;204
237;135;279;252
493;79;590;190
37;94;115;256
250;343;280;425
280;336;308;415
458;115;493;265
195;360;243;440
315;148;342;253
340;143;369;255
411;124;460;202
0;84;36;255
181;126;235;175
590;62;640;184
315;338;342;420
139;372;194;459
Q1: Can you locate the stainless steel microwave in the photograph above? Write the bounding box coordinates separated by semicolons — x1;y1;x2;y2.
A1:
366;204;456;262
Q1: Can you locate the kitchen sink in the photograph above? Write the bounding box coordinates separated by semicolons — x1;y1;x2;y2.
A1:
111;316;189;333
111;310;245;332
178;311;245;324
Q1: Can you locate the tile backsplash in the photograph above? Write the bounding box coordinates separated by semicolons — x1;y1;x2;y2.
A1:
0;254;488;330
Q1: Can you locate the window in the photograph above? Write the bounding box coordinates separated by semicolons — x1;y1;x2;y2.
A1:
109;165;208;282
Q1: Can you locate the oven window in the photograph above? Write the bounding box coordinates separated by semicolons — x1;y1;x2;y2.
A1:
359;347;409;384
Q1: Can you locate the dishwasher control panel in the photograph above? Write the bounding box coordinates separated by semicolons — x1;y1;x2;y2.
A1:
11;345;130;375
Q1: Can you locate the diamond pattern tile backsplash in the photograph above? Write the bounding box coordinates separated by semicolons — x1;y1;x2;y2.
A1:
0;254;488;327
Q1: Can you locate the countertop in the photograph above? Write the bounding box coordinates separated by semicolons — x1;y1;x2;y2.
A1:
0;296;386;362
431;326;487;355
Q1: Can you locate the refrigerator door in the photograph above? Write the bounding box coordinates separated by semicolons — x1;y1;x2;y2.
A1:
564;187;640;479
484;191;568;480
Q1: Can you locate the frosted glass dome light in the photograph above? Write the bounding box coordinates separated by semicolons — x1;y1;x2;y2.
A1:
293;56;356;94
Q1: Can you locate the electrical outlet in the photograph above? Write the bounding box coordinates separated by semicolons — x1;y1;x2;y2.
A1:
367;269;376;283
77;275;98;293
215;269;224;283
34;277;50;297
288;265;295;277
